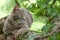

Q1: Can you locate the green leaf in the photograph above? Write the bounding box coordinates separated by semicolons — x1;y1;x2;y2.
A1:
42;23;52;33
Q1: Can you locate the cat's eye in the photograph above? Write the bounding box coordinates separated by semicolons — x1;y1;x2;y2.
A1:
22;18;25;21
14;16;19;19
21;16;25;21
15;17;18;19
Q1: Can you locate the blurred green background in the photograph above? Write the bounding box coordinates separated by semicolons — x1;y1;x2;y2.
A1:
0;0;60;40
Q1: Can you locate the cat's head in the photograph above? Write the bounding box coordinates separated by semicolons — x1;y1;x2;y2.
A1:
11;5;26;27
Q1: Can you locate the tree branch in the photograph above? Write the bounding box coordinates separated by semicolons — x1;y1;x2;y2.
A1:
15;0;19;7
34;29;60;40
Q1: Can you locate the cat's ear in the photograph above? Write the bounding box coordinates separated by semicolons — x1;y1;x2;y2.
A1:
13;5;18;13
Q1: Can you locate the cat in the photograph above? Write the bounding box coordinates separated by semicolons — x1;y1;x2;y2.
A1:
3;5;33;35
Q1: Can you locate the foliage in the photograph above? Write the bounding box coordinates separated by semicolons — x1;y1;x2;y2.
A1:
0;0;60;40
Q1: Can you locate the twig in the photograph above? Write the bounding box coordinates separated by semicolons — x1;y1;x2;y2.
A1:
15;0;19;7
34;29;60;40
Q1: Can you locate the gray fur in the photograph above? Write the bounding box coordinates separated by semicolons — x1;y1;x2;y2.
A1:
3;8;33;35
